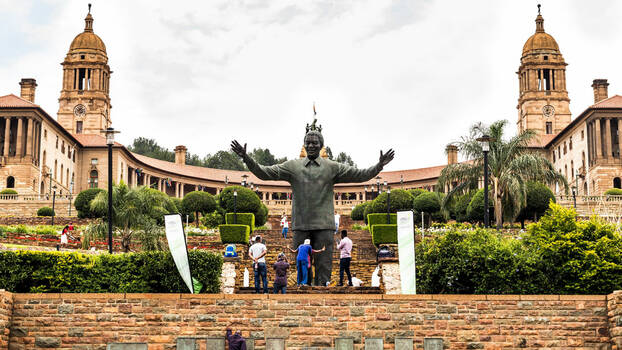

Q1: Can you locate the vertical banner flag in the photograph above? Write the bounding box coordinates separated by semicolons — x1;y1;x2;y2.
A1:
397;210;416;294
164;214;194;293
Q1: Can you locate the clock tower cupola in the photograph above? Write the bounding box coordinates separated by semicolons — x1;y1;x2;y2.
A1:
516;5;570;136
57;4;111;135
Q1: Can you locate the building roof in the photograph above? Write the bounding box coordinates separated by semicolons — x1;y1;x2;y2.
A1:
0;94;39;108
72;134;123;147
591;95;622;109
522;14;560;56
69;13;106;54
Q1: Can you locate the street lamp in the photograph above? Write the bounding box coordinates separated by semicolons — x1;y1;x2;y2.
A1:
51;185;57;226
101;127;119;254
233;190;238;224
68;179;74;216
375;176;381;198
571;184;577;209
241;174;249;187
476;134;494;228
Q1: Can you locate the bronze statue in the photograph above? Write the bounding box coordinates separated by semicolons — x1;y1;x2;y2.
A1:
231;126;394;286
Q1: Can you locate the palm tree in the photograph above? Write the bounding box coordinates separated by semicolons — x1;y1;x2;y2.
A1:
437;120;568;229
87;182;177;252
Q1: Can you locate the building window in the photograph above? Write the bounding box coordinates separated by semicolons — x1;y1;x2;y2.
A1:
42;150;46;167
91;158;98;165
43;129;47;139
88;170;98;188
614;177;621;189
55;136;58;149
546;122;553;134
563;142;567;155
569;137;573;150
6;176;15;188
61;141;65;154
571;161;574;179
553;152;556;162
54;159;57;179
581;130;585;140
76;121;83;134
60;164;63;184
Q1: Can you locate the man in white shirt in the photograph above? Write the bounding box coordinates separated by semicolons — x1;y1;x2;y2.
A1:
280;214;289;239
334;211;341;234
248;235;268;293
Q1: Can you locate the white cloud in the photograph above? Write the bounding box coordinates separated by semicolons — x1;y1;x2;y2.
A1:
1;0;621;171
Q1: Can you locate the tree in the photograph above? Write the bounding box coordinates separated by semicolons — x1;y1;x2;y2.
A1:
249;148;287;166
466;189;493;223
437;120;567;229
219;186;263;217
516;181;555;228
127;137;174;162
182;191;217;226
203;151;246;170
335;152;356;167
88;182;177;252
74;188;105;218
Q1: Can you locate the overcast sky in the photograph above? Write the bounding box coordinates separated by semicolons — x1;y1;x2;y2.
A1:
2;0;622;171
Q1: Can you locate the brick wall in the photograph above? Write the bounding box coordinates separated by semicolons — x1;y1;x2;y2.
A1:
0;199;75;217
1;292;616;350
610;291;622;350
0;292;11;350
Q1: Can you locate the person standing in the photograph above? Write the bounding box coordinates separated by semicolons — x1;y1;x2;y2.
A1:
334;211;341;234
248;235;268;293
337;230;353;286
289;239;324;286
273;252;289;293
280;214;289;239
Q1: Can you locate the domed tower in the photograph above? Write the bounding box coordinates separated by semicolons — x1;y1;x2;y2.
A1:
57;5;111;135
516;5;570;136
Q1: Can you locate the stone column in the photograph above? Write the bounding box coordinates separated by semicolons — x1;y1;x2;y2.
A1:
262;192;266;200
195;184;198;191
25;118;33;157
269;192;273;200
15;117;24;157
3;117;11;157
180;183;185;197
618;119;622;158
175;182;179;198
158;178;162;192
595;119;602;159
605;118;612;158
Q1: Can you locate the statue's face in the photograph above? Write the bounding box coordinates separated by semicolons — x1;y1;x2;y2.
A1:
304;135;321;160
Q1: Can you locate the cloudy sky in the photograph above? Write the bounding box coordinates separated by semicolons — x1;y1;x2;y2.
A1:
2;0;621;171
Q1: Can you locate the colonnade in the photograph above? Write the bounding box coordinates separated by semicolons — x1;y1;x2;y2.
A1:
587;117;622;166
0;116;42;164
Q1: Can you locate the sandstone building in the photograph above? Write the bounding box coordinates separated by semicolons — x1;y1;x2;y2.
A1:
0;7;620;216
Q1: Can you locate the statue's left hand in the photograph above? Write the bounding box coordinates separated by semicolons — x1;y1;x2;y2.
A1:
379;149;395;166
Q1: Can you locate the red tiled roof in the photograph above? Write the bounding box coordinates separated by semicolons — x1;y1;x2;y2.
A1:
591;95;622;109
72;134;123;147
0;94;39;108
526;134;557;148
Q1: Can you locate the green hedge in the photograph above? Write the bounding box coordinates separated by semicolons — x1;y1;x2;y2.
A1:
351;202;369;221
37;207;55;217
605;188;622;196
219;224;250;244
74;188;105;218
371;224;397;245
225;213;255;232
367;213;397;227
0;189;17;195
0;250;222;293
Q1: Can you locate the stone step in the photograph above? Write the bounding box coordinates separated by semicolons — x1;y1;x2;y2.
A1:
236;286;382;294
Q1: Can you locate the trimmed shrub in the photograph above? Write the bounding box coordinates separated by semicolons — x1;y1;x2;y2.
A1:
219;224;250;244
219;186;261;213
517;181;555;222
412;191;441;213
37;207;55;217
255;203;268;226
365;189;414;214
371;224;397;245
0;250;222;293
74;188;105;218
367;213;397;227
452;191;475;222
0;189;17;195
351;202;369;221
182;191;217;224
201;210;224;228
605;188;622;196
225;213;255;232
408;188;427;199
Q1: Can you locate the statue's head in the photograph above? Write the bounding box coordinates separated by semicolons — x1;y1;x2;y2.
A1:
304;130;324;160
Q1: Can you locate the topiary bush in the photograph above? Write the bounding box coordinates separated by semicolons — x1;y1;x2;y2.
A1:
0;189;18;195
412;191;441;214
365;189;414;214
367;213;397;227
351;202;370;221
219;224;250;244
517;181;555;223
450;191;476;222
37;207;55;217
604;188;622;196
74;188;105;218
467;189;493;223
370;224;397;245
182;191;217;224
219;186;267;224
225;213;255;232
0;250;222;293
201;210;224;228
408;188;427;199
255;203;268;226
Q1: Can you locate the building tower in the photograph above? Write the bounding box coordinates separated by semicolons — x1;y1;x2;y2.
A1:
516;5;570;136
57;5;111;135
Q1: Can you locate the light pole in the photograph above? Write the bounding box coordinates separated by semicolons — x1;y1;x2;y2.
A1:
51;185;57;225
68;179;74;216
572;184;577;209
477;134;493;228
101;127;119;254
233;190;238;224
375;176;381;199
241;174;249;187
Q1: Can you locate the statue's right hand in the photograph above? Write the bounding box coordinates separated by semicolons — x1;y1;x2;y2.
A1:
230;140;247;158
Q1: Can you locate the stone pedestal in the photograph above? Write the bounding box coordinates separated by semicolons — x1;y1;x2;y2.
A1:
221;259;238;294
379;258;401;294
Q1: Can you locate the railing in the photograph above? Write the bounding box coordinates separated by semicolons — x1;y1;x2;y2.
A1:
262;199;364;207
0;194;73;201
556;195;622;202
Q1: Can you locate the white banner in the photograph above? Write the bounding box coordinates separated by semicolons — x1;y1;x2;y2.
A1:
164;214;194;293
397;211;416;294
